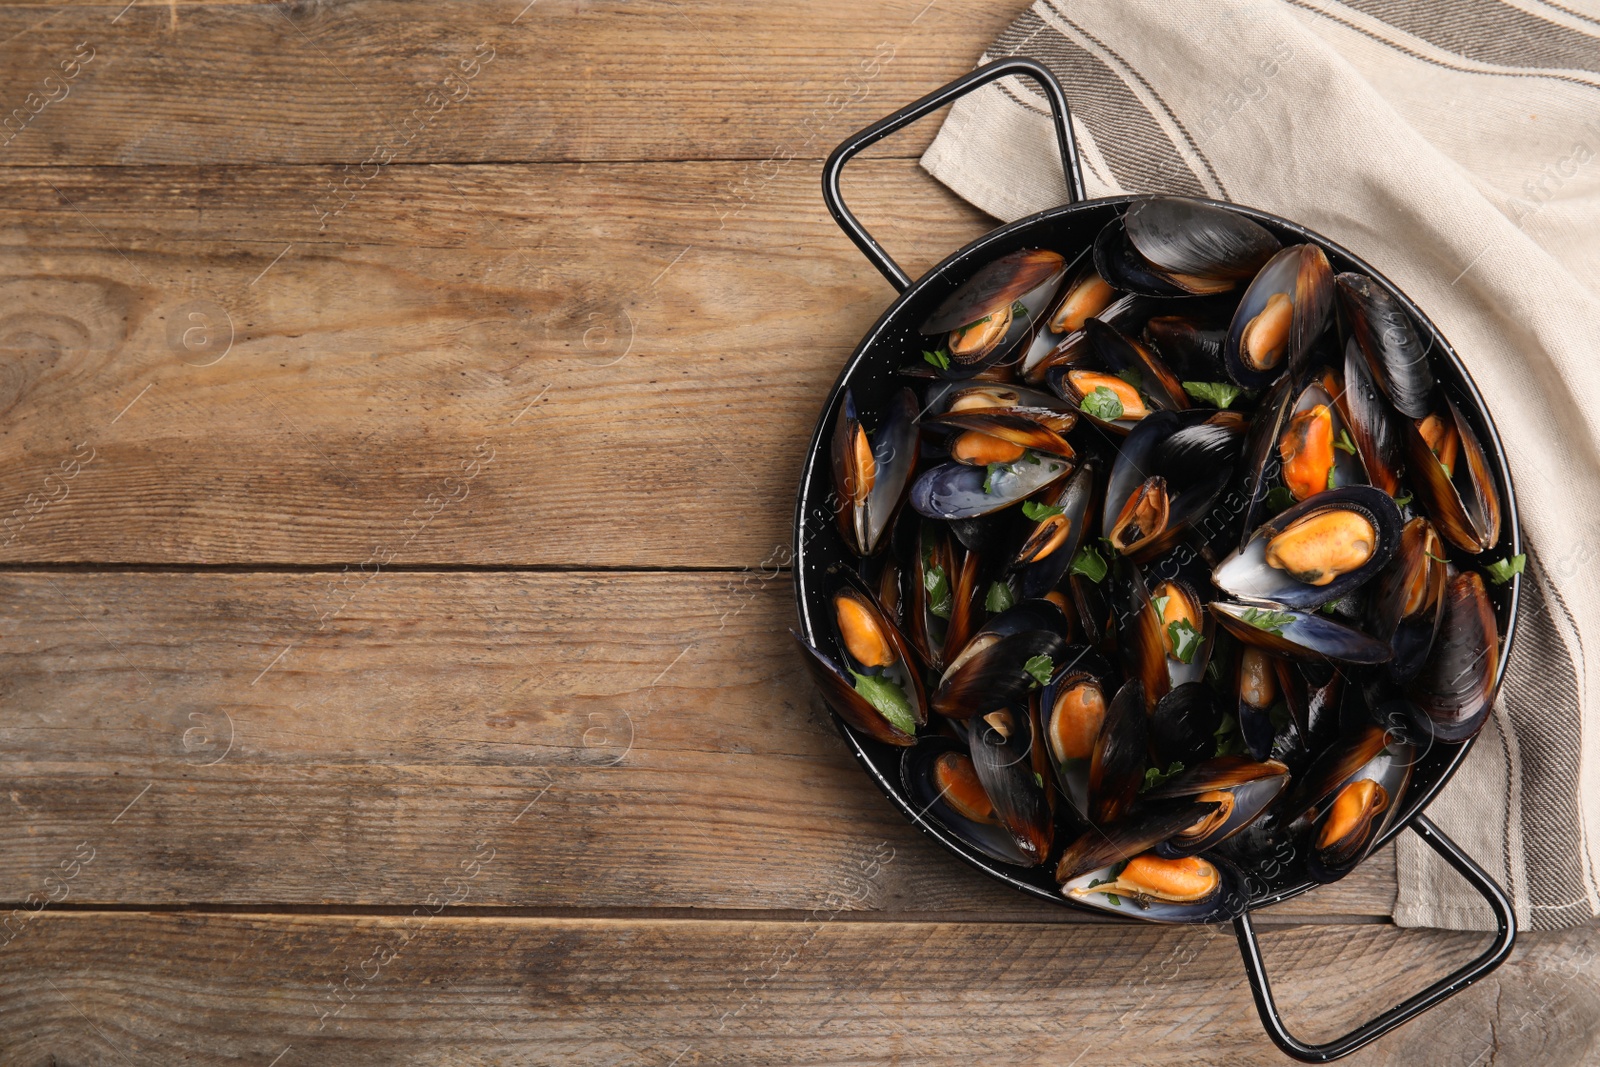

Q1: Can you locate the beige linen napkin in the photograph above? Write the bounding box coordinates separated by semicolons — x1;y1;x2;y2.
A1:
921;0;1600;931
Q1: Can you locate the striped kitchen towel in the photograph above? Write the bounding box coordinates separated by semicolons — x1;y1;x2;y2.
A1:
922;0;1600;931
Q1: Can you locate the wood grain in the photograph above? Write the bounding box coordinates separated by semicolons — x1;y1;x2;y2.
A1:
0;0;1017;166
0;159;989;566
0;568;1396;918
4;911;1595;1066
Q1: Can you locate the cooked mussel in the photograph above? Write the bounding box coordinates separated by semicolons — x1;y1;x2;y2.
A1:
1095;198;1280;297
1014;460;1099;599
1336;273;1435;420
1145;756;1291;857
1275;377;1363;502
1286;722;1414;882
831;388;919;556
1405;396;1501;553
1088;677;1149;824
1151;681;1225;769
1102;410;1242;561
1212;486;1402;609
1337;337;1404;496
1224;245;1333;388
902;738;1034;865
1054;798;1223;882
931;601;1070;718
1367;517;1448;681
1210;600;1393;664
970;706;1054;865
1405;570;1498;741
1061;852;1250;923
909;451;1074;520
921;249;1067;367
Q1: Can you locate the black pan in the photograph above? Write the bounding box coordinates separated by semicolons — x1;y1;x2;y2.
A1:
792;57;1521;1063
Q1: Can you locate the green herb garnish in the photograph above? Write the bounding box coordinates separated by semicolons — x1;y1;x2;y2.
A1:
1181;381;1243;409
1213;713;1249;758
983;462;1004;495
1149;594;1171;618
1265;486;1295;513
1166;618;1205;664
849;671;917;735
1334;429;1358;455
1079;385;1124;422
1485;554;1526;584
922;554;952;620
985;580;1015;613
922;348;951;370
1021;500;1065;522
1069;544;1108;583
1033;771;1045;788
1024;654;1054;687
1326;466;1338;491
1394;491;1413;508
1141;761;1186;792
1240;607;1297;636
1425;550;1449;564
1115;367;1143;390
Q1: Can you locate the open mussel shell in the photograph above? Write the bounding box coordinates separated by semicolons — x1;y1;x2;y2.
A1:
1014;459;1099;599
1143;313;1229;381
1046;263;1117;335
1404;395;1501;553
909;452;1073;520
1039;652;1114;815
909;521;981;672
1102;410;1242;561
1088;677;1149;824
1405;570;1498;742
1277;377;1364;502
792;633;919;747
1338;337;1403;496
1061;851;1250;924
1295;721;1415;883
1054;798;1222;882
1233;644;1283;762
1210;601;1393;665
1021;292;1152;383
970;706;1054;866
830;388;920;557
1212;486;1402;609
1145;757;1291;857
927;409;1076;462
1279;722;1402;822
1336;272;1435;420
1224;244;1333;389
921;250;1067;369
1151;681;1225;770
901;737;1033;866
1367;517;1447;674
931;601;1070;718
1095;198;1280;297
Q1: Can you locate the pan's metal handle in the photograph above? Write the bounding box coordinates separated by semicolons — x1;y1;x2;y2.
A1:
822;56;1086;292
1233;813;1517;1063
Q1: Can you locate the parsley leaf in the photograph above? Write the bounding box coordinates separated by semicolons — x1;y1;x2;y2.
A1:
1033;771;1044;788
1334;429;1358;455
1021;500;1065;522
1240;607;1297;636
849;671;917;736
1024;654;1054;688
1486;554;1527;584
1265;486;1295;513
1167;618;1205;664
922;560;952;620
1181;381;1244;409
1150;594;1171;618
1141;761;1186;792
1079;385;1124;422
1213;713;1249;758
1106;892;1123;906
1069;544;1108;583
1326;466;1338;491
985;580;1015;613
1394;491;1413;507
1115;367;1143;390
983;462;1004;495
922;348;950;370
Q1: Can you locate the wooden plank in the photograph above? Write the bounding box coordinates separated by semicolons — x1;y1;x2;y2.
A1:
0;569;1397;917
0;159;990;566
4;911;1595;1065
0;0;1018;166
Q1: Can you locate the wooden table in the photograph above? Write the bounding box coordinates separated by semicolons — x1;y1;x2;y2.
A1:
0;2;1594;1063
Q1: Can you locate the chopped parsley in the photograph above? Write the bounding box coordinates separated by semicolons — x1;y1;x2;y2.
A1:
1021;499;1065;522
985;580;1015;613
849;671;917;735
1024;654;1055;688
1115;367;1143;390
1213;713;1249;758
1141;761;1186;793
921;544;953;619
1394;491;1413;508
1265;486;1296;513
922;348;951;370
1069;543;1109;583
1080;385;1125;422
983;462;1003;494
1240;607;1297;636
1334;429;1358;455
1167;618;1205;664
1181;381;1244;409
1485;554;1527;584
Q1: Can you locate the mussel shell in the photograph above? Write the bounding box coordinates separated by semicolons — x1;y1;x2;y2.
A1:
1224;245;1333;389
1150;682;1225;770
1060;852;1251;924
1235;373;1297;540
1094;215;1190;297
1054;799;1222;882
1210;601;1394;664
920;249;1067;335
1123;198;1281;290
900;737;1031;865
1144;315;1229;381
1038;650;1116;814
1088;677;1149;824
1147;757;1291;857
1367;517;1447;653
1015;460;1100;598
970;708;1054;866
1113;560;1173;710
1279;722;1394;822
1212;486;1402;609
830;391;873;554
1336;272;1435;420
1282;377;1365;496
1405;570;1498;742
931;626;1068;719
909;454;1073;520
1302;728;1415;882
926;409;1076;459
791;633;918;746
1102;410;1240;562
1083;318;1190;413
1404;396;1502;553
1021;292;1153;383
1338;337;1403;496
